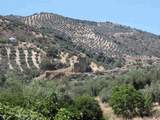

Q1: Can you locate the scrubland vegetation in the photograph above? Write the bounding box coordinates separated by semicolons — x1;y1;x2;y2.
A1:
0;65;160;119
1;12;160;120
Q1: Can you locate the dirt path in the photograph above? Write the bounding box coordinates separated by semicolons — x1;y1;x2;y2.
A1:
96;97;122;120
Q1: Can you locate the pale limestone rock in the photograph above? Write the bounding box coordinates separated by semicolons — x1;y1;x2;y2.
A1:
90;62;105;73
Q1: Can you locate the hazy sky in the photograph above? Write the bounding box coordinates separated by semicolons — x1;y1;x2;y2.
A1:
0;0;160;35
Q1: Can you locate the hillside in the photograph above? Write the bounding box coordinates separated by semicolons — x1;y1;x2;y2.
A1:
1;12;160;77
1;12;160;120
0;15;106;77
19;12;160;58
0;16;45;74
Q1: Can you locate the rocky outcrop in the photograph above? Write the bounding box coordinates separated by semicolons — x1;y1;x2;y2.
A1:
90;62;105;73
35;52;106;80
59;52;90;73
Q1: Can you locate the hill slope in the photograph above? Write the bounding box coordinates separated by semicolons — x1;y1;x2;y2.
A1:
0;15;105;77
19;12;160;58
1;12;160;77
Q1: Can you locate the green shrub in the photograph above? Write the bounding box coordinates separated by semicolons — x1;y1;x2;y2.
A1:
112;59;124;68
46;47;58;58
0;79;24;106
0;103;48;120
126;69;150;89
74;96;104;120
23;68;39;81
40;59;64;70
143;94;153;116
31;92;60;119
109;85;146;118
86;78;109;97
143;82;160;104
54;108;81;120
99;87;112;102
0;38;8;44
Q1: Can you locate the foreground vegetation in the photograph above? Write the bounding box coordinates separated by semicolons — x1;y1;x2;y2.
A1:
109;85;153;118
0;65;160;119
0;77;103;120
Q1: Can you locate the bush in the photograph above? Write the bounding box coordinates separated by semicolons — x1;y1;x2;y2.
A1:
112;59;124;68
31;92;60;119
46;47;58;58
40;59;64;71
109;85;146;118
24;68;39;81
143;82;160;104
0;38;8;44
0;79;24;106
0;103;48;120
126;69;150;90
40;59;55;70
74;96;104;120
143;94;153;116
86;78;109;97
99;87;112;102
54;108;81;120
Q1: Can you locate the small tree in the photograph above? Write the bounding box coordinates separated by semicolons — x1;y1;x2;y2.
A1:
74;96;104;120
109;85;146;118
32;93;60;119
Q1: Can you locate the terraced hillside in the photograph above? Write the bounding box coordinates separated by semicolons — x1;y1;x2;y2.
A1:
2;12;160;76
19;12;160;58
0;16;48;75
0;16;107;76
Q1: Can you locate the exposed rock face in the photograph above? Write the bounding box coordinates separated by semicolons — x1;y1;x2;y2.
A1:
90;62;105;73
59;52;71;65
59;52;90;73
32;31;43;38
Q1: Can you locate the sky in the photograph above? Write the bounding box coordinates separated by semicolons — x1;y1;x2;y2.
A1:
0;0;160;35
